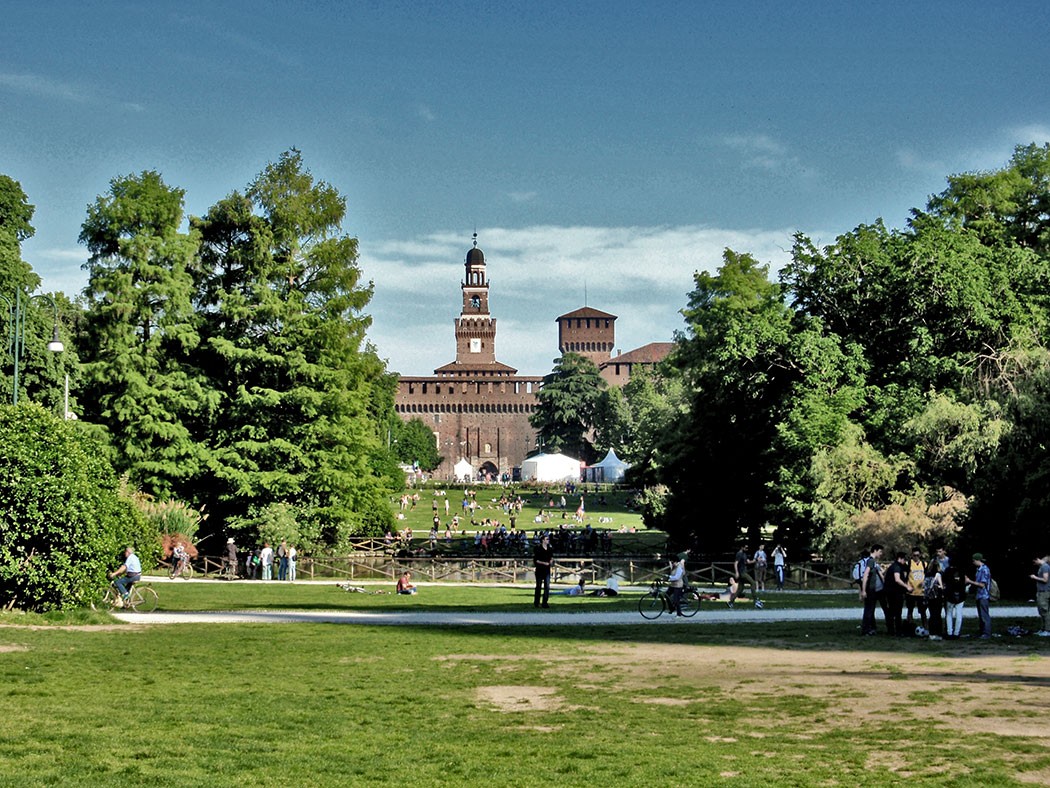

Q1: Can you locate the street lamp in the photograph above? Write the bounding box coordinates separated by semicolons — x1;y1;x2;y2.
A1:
2;289;64;405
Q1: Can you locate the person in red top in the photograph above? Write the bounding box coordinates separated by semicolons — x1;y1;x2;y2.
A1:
396;571;417;595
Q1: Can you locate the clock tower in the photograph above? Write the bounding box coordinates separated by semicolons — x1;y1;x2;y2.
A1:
449;234;499;368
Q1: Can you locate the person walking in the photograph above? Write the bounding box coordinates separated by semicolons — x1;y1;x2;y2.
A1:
533;533;553;609
966;553;992;638
1029;553;1050;636
667;552;688;616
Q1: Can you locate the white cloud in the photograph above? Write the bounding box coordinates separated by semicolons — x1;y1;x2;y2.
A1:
0;72;88;104
363;224;796;375
720;132;807;174
506;190;537;203
416;103;436;122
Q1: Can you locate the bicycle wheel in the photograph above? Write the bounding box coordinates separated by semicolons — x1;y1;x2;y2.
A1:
129;585;158;613
638;590;665;620
181;563;194;580
679;588;702;618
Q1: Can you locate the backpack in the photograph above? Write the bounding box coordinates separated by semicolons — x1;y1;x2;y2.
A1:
851;558;867;584
923;576;943;601
988;578;1000;602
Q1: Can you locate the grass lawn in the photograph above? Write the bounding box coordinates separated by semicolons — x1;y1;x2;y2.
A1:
391;484;650;537
2;588;1049;786
127;580;869;613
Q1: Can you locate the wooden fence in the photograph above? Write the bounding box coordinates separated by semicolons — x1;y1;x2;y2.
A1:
185;552;855;589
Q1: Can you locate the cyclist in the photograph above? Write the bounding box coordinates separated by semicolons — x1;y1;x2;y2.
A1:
171;542;188;576
667;551;688;616
108;546;142;608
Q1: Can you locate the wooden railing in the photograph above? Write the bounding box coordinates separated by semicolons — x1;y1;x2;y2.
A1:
183;552;856;589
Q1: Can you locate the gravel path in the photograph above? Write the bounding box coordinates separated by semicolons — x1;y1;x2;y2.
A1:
116;604;1035;627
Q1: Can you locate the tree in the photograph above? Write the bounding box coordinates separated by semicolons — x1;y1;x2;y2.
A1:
393;418;442;472
0;174;36;289
189;151;394;542
78;171;205;499
530;352;607;462
658;250;797;550
0;403;157;611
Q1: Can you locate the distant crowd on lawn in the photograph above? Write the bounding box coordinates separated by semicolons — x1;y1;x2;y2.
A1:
387;483;637;558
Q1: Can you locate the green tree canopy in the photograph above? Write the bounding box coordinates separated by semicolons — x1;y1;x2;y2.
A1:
530;352;607;463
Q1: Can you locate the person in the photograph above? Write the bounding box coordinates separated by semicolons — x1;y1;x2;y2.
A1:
905;547;927;629
561;577;587;596
885;551;910;636
965;553;992;638
923;557;945;639
260;542;274;580
860;544;884;635
396;571;417;594
942;560;967;639
729;544;756;607
224;537;238;577
533;532;553;608
171;542;188;576
753;543;768;591
935;546;950;573
247;548;260;580
1031;553;1050;636
108;546;142;607
277;540;289;581
772;544;787;591
667;552;688;616
288;544;297;582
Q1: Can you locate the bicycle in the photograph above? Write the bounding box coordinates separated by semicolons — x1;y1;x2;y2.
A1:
95;582;159;613
638;579;701;619
217;558;238;581
168;557;194;580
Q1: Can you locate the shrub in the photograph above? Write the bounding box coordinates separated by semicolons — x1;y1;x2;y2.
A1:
0;403;158;611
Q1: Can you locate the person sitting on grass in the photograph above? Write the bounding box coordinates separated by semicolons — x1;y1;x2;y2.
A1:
396;571;417;595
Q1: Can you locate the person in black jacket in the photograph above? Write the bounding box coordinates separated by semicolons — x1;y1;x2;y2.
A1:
533;533;553;608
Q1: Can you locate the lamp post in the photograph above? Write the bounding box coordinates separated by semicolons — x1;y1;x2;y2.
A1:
1;289;64;405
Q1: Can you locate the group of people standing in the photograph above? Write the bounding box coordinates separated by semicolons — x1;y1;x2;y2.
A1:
859;545;996;639
245;540;298;581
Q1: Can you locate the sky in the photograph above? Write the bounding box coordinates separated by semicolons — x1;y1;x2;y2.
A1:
3;1;1049;376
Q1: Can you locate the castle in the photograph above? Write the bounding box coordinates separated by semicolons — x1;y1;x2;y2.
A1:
393;236;672;479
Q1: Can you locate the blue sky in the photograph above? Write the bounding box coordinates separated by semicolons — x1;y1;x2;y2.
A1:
3;1;1049;375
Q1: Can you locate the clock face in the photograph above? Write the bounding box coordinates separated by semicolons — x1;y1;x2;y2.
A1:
470;295;481;308
470;338;481;353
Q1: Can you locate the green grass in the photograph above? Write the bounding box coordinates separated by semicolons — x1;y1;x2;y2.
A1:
3;581;1049;786
134;581;867;613
390;484;650;537
1;617;1049;786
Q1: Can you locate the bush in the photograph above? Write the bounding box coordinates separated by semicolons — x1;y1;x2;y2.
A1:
0;404;158;611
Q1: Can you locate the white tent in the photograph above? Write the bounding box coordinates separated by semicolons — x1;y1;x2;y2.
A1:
585;449;630;483
520;452;581;483
453;458;474;482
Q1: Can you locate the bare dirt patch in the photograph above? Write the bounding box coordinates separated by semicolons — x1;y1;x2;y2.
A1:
0;644;28;652
477;685;564;712
531;641;1050;741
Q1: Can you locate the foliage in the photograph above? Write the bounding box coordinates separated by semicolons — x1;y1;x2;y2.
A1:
393;417;443;471
127;488;208;544
0;404;157;611
189;150;395;540
226;502;321;552
78;170;205;498
530;351;607;462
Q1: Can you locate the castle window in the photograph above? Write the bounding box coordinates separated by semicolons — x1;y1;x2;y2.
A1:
484;443;492;453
